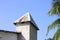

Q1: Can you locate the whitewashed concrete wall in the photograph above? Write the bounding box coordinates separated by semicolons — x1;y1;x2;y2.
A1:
16;22;30;40
0;31;17;40
30;24;37;40
16;22;37;40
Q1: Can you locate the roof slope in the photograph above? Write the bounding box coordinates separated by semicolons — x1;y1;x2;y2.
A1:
14;12;39;30
0;29;21;34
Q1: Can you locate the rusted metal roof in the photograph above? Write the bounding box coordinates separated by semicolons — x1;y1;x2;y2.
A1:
14;12;39;30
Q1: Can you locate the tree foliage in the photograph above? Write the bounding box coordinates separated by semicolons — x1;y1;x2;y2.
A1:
49;1;60;16
47;0;60;40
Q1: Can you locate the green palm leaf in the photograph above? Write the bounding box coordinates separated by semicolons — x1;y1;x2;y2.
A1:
47;0;60;40
53;25;60;40
48;1;60;16
46;18;60;36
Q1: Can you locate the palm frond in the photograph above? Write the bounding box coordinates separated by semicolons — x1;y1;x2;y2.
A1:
48;2;60;16
53;25;60;40
46;18;60;36
53;0;60;2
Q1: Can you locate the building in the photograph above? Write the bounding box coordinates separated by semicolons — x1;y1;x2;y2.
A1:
0;12;39;40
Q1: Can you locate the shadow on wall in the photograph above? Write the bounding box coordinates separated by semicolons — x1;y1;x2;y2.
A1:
17;33;26;40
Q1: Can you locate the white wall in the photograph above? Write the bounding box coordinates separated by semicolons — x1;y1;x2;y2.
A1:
30;24;37;40
16;22;37;40
0;31;17;40
16;22;30;40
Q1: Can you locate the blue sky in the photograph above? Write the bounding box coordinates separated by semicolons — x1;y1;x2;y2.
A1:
0;0;58;40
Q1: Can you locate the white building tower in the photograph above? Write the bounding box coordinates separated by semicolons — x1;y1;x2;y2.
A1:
13;12;39;40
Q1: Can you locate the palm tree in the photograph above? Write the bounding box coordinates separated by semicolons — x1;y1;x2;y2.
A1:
49;0;60;16
46;0;60;40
